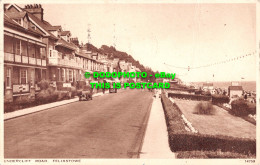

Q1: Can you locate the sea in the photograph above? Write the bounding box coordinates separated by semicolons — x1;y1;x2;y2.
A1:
190;81;256;92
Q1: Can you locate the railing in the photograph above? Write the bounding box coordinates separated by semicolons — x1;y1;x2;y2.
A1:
42;60;46;66
48;57;59;65
13;83;30;94
22;56;28;64
5;53;46;66
15;54;21;63
36;58;41;66
29;57;36;65
4;52;14;62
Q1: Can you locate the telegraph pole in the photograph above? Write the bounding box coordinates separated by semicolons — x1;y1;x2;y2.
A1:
87;24;91;50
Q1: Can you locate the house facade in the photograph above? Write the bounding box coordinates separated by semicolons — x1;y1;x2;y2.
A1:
4;5;48;103
4;3;140;103
228;86;243;98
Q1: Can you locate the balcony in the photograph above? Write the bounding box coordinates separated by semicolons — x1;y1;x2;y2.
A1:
29;57;36;65
4;52;46;67
42;60;46;66
48;51;82;69
36;58;41;66
4;53;14;62
22;56;29;64
15;54;21;63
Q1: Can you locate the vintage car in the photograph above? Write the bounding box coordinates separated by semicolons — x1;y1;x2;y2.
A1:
78;85;93;101
104;79;118;93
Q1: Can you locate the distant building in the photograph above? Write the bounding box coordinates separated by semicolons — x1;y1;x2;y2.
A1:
228;86;243;98
202;82;213;91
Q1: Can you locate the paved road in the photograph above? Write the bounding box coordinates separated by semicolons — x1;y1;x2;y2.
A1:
4;89;153;158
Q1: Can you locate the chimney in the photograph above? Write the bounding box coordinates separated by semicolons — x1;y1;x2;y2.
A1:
24;4;44;21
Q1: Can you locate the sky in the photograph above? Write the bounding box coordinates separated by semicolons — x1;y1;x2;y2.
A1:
36;2;256;82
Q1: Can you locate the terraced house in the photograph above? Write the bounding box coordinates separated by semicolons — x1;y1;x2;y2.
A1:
4;4;48;102
3;4;105;103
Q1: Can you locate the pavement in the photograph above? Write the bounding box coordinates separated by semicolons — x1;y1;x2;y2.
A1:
4;91;109;121
4;89;153;158
139;92;175;158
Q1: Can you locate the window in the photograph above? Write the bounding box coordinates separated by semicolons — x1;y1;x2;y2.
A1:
6;68;11;88
14;19;21;25
40;48;46;59
69;70;73;82
23;18;28;29
21;40;27;56
35;45;40;59
15;39;21;55
61;69;65;82
20;69;27;84
28;43;35;57
4;35;14;53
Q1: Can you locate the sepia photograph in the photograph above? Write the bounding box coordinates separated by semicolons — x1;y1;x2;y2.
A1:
1;0;258;164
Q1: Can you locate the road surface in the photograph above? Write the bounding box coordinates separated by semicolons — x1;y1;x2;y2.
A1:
4;89;153;158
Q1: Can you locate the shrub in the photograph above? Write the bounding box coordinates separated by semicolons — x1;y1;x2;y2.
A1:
71;86;77;98
77;81;86;89
194;90;203;95
35;87;59;104
161;93;187;134
247;103;256;115
56;81;64;90
57;91;69;100
230;99;254;116
212;95;230;104
176;150;208;158
194;102;216;115
176;150;255;159
169;133;256;155
71;81;77;87
38;80;50;90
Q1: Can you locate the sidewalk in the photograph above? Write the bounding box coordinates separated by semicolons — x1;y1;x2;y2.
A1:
4;91;108;121
139;93;175;158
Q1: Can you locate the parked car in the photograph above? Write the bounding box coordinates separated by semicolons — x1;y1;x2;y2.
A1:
104;79;118;93
78;85;93;101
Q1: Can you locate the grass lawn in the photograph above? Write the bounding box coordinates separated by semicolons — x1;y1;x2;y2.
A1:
174;99;256;139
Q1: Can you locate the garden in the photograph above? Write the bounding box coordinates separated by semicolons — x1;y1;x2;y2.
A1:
161;92;256;158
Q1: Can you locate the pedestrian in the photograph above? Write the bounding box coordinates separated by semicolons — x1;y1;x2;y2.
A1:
244;93;247;100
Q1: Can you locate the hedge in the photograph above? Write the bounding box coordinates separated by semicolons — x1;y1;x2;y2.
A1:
169;132;255;155
212;94;230;104
176;150;254;159
231;99;256;116
161;93;256;156
168;93;211;101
